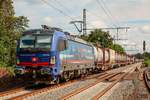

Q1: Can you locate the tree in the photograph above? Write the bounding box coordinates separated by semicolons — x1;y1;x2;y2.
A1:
134;53;143;59
81;29;113;48
110;44;125;53
0;0;29;67
80;29;125;53
143;52;150;60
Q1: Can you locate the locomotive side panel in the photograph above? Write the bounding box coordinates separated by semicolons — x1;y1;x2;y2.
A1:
60;39;95;71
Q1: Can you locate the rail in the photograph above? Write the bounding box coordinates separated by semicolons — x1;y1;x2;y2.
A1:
144;68;150;92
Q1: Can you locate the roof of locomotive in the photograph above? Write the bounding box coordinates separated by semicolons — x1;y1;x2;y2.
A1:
65;34;93;46
22;28;93;46
22;29;54;36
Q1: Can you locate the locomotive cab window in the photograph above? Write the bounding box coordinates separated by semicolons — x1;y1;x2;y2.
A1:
20;35;35;48
57;39;67;51
19;34;52;51
36;36;51;48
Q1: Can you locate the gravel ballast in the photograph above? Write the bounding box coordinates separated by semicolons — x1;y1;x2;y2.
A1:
26;79;96;100
15;63;145;100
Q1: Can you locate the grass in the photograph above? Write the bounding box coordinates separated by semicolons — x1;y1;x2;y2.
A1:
144;59;150;67
0;66;15;76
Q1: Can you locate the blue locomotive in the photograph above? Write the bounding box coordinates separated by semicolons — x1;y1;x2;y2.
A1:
15;25;95;83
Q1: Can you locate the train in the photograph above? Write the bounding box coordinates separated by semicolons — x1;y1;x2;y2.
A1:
15;25;136;84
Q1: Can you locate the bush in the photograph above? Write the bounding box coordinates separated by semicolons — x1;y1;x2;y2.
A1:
0;66;15;76
144;59;150;67
6;67;15;76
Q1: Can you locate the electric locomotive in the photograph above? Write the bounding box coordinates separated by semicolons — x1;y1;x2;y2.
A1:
15;25;95;83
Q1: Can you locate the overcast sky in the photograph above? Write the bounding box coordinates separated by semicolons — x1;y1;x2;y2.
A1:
13;0;150;54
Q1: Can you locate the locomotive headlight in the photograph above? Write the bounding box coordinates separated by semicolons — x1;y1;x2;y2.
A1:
16;58;20;64
50;56;56;65
32;57;38;62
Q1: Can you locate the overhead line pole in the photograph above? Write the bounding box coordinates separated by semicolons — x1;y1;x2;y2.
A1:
83;8;87;35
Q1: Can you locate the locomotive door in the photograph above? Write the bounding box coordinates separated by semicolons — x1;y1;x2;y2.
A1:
57;38;67;71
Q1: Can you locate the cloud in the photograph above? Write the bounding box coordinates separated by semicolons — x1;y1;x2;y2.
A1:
42;17;53;26
14;0;42;5
139;25;150;34
89;20;107;28
13;0;150;54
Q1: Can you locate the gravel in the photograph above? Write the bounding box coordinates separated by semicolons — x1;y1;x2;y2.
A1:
68;82;111;100
100;67;150;100
100;80;135;100
25;79;96;100
16;63;141;100
107;64;132;73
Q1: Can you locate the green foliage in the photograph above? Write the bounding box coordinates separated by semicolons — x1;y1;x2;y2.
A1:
80;29;125;53
143;52;150;60
135;52;150;60
0;66;15;76
81;29;113;48
134;52;150;67
110;44;125;53
0;0;29;67
144;59;150;67
134;53;144;59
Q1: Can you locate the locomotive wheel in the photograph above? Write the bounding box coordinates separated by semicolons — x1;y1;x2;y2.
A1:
55;76;60;84
63;72;69;82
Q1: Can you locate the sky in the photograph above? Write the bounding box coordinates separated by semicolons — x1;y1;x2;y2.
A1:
13;0;150;54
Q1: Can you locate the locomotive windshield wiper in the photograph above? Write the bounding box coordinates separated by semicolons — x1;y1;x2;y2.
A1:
36;48;50;52
20;48;36;53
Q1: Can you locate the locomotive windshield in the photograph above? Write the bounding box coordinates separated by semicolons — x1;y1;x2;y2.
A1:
20;34;52;50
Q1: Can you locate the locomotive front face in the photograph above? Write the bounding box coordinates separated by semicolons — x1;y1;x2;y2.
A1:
15;30;56;77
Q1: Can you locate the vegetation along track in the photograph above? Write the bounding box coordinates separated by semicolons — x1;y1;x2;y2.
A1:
144;68;150;92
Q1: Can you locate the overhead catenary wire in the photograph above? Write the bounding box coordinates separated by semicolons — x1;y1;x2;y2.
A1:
86;9;113;28
86;9;105;21
52;0;83;25
42;0;107;31
100;0;120;26
95;0;118;27
52;0;71;14
41;0;84;31
41;0;76;21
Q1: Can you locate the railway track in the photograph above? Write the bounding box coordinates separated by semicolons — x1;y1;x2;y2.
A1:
0;71;108;100
0;80;77;100
60;72;122;100
0;87;25;97
60;63;141;100
92;64;138;100
144;68;150;92
0;63;141;100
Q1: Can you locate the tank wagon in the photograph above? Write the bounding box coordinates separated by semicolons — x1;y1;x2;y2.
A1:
15;25;136;83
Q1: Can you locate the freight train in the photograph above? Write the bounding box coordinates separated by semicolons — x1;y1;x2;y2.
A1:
15;25;135;83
